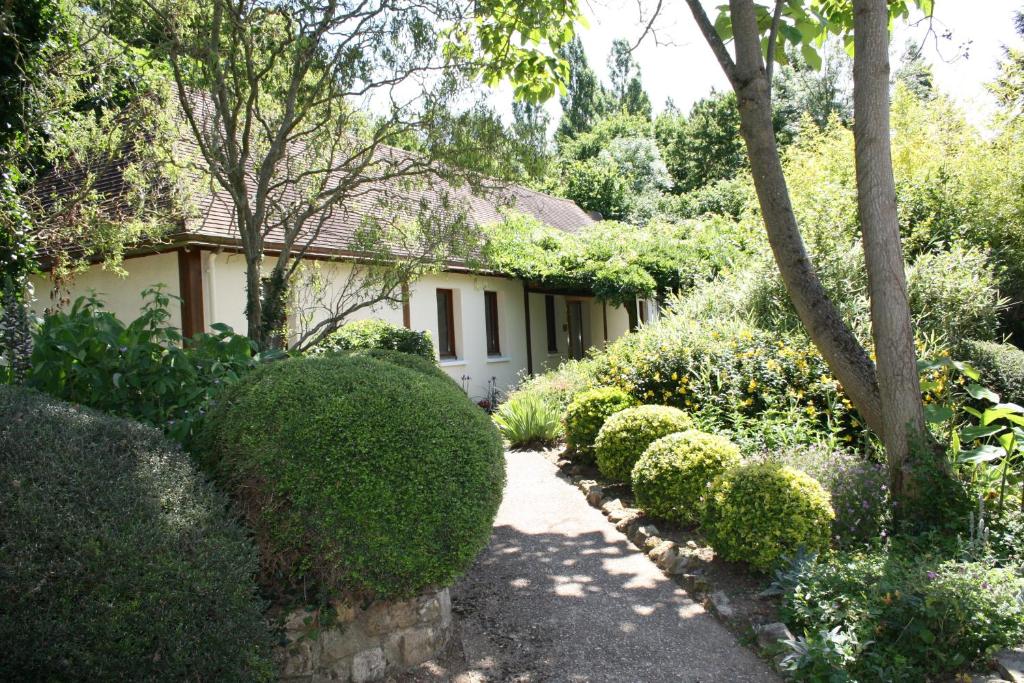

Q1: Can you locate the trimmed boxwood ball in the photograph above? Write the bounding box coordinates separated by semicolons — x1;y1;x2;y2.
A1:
594;404;693;481
336;347;453;385
631;430;740;524
702;462;834;572
0;386;273;681
564;386;639;464
193;354;505;605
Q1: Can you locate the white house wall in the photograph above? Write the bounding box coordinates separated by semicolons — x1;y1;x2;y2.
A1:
30;248;655;402
29;251;182;328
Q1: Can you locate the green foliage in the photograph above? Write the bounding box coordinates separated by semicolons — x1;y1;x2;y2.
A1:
606;38;650;119
907;245;1005;346
27;288;260;444
508;356;601;412
594;404;693;482
335;347;454;385
555;37;614;139
962;339;1024;405
0;385;273;680
483;212;758;307
598;315;856;449
702;463;833;572
494;391;562;448
750;444;890;548
563;386;638;464
561;156;630;220
193;354;504;604
654;91;745;194
778;549;1024;680
456;0;582;105
311;318;434;360
631;430;740;525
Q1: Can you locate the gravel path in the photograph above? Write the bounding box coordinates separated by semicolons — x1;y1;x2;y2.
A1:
397;450;779;683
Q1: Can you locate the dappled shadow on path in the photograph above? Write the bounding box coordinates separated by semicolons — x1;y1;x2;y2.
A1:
397;522;775;683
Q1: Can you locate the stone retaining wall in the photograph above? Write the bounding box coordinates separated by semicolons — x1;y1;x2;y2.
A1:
276;587;452;682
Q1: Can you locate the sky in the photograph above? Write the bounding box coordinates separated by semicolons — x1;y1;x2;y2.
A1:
518;0;1024;129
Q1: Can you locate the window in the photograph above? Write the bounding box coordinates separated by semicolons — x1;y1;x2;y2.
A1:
545;295;558;353
436;288;456;357
484;291;500;356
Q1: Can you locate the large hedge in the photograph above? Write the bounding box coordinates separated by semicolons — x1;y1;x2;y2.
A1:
0;386;273;681
594;404;693;481
193;355;505;604
312;318;434;360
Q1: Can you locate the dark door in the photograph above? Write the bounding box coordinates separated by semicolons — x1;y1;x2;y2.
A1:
567;301;584;360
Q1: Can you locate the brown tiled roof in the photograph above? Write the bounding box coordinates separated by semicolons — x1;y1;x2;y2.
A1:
172;99;595;260
34;100;596;265
184;161;596;258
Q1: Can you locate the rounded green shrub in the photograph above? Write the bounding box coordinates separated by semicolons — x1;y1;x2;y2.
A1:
312;318;434;360
0;386;273;681
194;355;504;604
594;404;693;481
564;386;639;464
631;430;740;524
337;347;453;385
702;462;834;572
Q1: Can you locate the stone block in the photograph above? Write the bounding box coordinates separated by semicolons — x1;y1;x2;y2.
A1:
437;588;452;629
279;639;316;678
607;505;639;524
629;523;659;547
320;625;369;664
663;553;693;575
586;487;606;506
707;591;735;620
418;595;441;623
996;648;1024;682
648;540;678;568
577;479;598;493
365;602;393;635
335;602;357;623
401;627;437;667
600;498;624;516
754;622;794;652
389;600;419;629
351;648;386;683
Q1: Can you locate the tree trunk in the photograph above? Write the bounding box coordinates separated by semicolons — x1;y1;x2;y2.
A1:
244;253;265;349
688;0;886;436
852;0;937;497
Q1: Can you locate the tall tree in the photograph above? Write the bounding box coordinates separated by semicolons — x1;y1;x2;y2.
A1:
895;42;936;101
139;0;579;350
607;37;652;118
852;0;932;498
557;37;611;139
512;100;552;183
654;90;745;193
772;37;854;135
680;0;940;509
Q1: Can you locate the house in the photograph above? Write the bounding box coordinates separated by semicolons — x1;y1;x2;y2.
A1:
29;137;656;402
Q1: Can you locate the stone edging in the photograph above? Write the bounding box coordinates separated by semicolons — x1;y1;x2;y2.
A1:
275;587;452;682
555;456;1023;682
556;457;800;672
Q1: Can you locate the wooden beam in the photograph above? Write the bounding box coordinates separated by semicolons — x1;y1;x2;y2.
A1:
603;301;608;343
523;281;533;376
177;248;205;340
